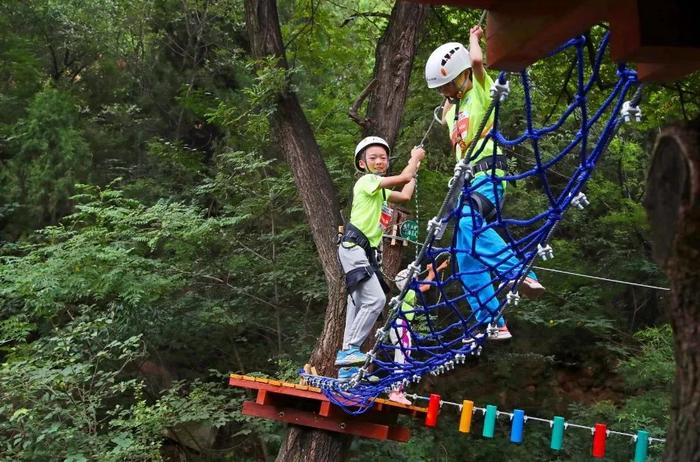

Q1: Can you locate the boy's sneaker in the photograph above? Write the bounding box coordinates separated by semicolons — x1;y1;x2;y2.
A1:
388;390;412;406
337;367;359;382
487;323;513;341
335;347;367;366
499;276;546;299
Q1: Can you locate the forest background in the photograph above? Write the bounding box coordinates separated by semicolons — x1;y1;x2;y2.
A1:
1;0;698;461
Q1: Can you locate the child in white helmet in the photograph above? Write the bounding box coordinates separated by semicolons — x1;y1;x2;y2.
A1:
424;25;545;340
335;136;425;381
389;254;450;405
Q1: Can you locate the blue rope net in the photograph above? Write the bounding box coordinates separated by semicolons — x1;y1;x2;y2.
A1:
302;32;640;415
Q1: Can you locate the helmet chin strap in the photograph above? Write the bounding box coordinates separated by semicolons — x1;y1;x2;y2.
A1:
452;70;471;101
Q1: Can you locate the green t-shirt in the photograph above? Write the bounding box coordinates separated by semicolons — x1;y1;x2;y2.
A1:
444;71;497;164
349;174;392;248
400;289;417;322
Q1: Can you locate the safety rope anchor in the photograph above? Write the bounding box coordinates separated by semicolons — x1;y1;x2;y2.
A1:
506;291;520;306
375;327;388;341
537;243;555;260
428;217;449;240
620;101;642;123
571;192;590;209
490;79;510;102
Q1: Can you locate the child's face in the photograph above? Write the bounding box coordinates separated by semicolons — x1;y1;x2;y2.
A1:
359;146;389;175
437;70;472;100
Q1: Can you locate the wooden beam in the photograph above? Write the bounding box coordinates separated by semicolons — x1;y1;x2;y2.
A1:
486;0;608;71
636;61;700;82
242;401;414;442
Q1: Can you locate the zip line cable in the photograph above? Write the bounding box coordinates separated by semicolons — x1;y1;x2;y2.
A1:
532;265;670;291
380;236;670;292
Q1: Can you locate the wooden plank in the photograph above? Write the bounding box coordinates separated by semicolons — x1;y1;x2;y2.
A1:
637;61;700;82
230;374;427;414
229;376;324;401
486;0;608;71
388;424;412;443
242;401;410;442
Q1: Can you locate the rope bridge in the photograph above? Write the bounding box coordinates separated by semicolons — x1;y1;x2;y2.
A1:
302;32;641;414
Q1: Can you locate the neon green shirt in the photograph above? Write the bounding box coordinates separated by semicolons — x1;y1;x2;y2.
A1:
400;289;417;322
349;174;392;247
444;72;497;164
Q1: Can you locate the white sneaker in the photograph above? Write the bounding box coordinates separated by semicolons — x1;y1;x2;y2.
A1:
487;323;513;341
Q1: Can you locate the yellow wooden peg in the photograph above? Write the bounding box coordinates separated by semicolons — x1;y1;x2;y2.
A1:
459;400;474;433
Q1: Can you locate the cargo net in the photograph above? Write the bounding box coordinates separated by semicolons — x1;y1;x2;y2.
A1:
302;32;641;414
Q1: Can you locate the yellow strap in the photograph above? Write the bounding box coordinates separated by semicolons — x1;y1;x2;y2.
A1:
457;120;494;159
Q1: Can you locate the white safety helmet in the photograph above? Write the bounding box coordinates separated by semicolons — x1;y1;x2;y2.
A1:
354;136;391;172
425;42;471;89
394;268;411;291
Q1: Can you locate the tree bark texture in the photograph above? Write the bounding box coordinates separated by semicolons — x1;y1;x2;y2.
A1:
643;121;700;462
360;1;430;148
244;1;349;461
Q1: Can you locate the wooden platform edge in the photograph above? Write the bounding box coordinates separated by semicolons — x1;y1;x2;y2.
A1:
229;373;427;442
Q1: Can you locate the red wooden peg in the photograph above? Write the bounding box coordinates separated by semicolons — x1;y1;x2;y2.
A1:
592;423;607;458
425;394;441;427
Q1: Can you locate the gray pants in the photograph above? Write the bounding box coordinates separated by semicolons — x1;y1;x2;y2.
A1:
338;244;386;350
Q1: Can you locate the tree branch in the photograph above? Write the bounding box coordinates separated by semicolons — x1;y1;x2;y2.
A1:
348;78;376;128
340;11;390;27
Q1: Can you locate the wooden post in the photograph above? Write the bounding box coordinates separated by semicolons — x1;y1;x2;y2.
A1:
382;205;412;283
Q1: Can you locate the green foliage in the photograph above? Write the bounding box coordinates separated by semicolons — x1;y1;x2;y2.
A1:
3;88;91;231
0;314;144;460
0;0;692;459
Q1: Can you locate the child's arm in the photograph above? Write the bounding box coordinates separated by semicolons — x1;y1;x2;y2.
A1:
418;258;450;292
469;25;486;86
378;146;425;198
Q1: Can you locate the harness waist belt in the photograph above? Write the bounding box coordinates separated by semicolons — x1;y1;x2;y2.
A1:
473;155;508;174
341;222;372;254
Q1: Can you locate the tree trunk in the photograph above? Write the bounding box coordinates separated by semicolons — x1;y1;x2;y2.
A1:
643;120;700;462
244;1;348;460
362;2;430;148
244;1;427;460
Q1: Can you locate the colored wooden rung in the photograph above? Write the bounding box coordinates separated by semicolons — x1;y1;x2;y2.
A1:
510;409;524;444
592;423;607;458
634;430;649;462
425;394;441;428
550;416;565;450
459;400;474;433
482;405;497;438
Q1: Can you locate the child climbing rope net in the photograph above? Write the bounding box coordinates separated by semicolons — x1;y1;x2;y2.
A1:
302;31;642;414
